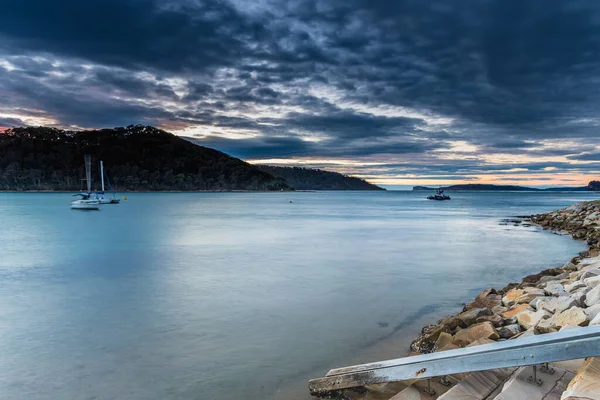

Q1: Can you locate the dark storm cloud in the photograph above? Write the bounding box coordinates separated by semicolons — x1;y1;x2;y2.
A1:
285;111;424;139
0;0;271;72
187;133;446;159
0;62;173;127
87;69;180;100
329;0;600;129
1;0;600;182
185;135;315;158
182;82;215;102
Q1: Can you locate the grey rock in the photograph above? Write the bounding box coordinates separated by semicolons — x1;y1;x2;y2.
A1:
540;296;577;314
491;305;507;314
585;285;600;307
498;324;522;339
517;309;552;330
537;307;589;333
580;268;600;281
529;296;553;310
585;304;600;321
544;282;568;297
584;275;600;288
563;262;578;271
565;280;586;292
570;288;590;307
456;308;493;326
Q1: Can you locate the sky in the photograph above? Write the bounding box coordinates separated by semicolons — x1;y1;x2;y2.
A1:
0;0;599;187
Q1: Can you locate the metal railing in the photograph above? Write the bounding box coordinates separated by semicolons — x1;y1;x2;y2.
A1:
309;325;600;396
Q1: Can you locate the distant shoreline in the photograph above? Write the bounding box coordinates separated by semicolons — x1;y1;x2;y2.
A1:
413;182;599;192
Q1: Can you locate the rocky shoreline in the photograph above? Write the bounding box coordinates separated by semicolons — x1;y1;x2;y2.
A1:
409;200;600;356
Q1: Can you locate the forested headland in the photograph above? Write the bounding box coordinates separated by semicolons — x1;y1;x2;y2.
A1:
0;125;289;191
0;125;384;191
257;165;384;190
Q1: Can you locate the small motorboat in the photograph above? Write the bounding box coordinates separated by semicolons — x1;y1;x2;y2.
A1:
71;193;100;210
427;188;451;201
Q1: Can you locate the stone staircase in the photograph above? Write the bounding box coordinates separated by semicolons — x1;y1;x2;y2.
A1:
386;358;599;400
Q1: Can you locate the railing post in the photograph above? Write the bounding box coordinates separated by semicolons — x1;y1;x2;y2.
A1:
540;362;555;375
439;376;452;387
423;379;436;396
527;365;543;386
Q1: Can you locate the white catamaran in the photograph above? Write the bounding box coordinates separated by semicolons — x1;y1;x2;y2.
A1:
71;155;100;210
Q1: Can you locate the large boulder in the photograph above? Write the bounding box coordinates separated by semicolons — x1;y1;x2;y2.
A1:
501;304;531;319
455;308;493;327
434;332;454;351
561;357;600;399
475;314;504;328
410;324;447;353
580;268;600;281
501;288;523;307
536;307;589;333
463;288;502;311
539;296;577;314
439;316;462;331
498;324;522;339
491;305;507;314
569;288;589;307
529;296;554;310
452;322;499;346
585;285;600;307
563;262;578;271
565;280;586;292
522;267;563;283
544;282;568;297
502;287;545;307
584;275;600;288
585;303;600;321
517;309;552;330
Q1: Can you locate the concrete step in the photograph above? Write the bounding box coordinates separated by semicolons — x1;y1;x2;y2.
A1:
389;377;460;400
491;365;575;400
389;386;436;400
436;368;515;400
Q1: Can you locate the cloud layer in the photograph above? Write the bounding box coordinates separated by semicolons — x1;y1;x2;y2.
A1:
1;0;600;186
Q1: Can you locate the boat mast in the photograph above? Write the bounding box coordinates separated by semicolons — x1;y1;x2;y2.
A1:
100;160;105;193
84;154;92;193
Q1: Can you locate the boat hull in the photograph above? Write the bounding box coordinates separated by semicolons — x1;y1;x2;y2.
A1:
95;196;120;204
427;196;451;201
71;201;100;210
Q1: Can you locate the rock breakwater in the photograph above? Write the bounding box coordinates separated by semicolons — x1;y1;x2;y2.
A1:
410;200;600;354
532;200;600;250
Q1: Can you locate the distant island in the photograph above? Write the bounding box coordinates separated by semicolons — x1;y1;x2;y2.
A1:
256;165;384;191
0;125;382;191
413;183;600;191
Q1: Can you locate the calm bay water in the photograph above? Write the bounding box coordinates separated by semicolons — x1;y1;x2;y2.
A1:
0;191;597;400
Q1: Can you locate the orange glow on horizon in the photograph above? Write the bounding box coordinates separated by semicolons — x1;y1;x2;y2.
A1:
366;173;596;187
